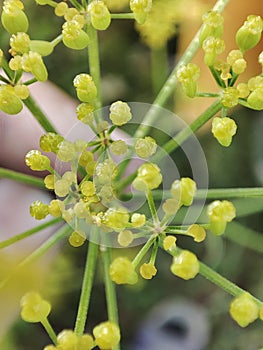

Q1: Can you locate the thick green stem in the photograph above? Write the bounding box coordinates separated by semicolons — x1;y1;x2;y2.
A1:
151;47;169;95
41;318;58;345
101;246;120;350
0;167;45;188
23;95;58;133
74;241;98;336
87;26;102;112
0;217;62;249
121;187;263;201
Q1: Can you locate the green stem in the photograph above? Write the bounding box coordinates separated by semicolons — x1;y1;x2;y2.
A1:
74;241;98;336
120;187;263;202
132;235;156;268
41;318;58;345
151;47;169;95
0;167;45;188
146;190;159;223
19;224;71;267
23;95;58;133
225;222;263;254
0;217;62;249
101;246;120;350
50;34;63;48
195;187;263;199
199;262;263;306
153;99;222;162
196;92;220;97
133;0;230;139
68;0;82;10
111;13;135;19
87;26;102;112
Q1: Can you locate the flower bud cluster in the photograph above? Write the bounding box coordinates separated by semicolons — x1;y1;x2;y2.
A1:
130;0;152;24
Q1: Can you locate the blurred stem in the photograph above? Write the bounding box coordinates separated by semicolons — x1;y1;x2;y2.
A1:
199;262;263;306
23;95;58;133
111;13;135;19
101;247;120;350
150;47;169;95
134;0;230;139
0;217;62;249
120;187;263;201
68;0;82;10
74;241;98;336
41;318;58;345
19;224;71;267
163;239;263;306
87;25;102;113
0;167;45;188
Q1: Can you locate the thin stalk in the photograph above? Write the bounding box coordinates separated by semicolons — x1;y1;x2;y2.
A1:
199;262;263;306
0;217;62;249
196;92;220;97
41;318;58;345
0;167;45;188
132;235;156;268
74;241;98;336
19;224;71;267
50;34;63;48
111;13;135;19
101;246;120;350
87;26;102;112
133;0;230;139
146;190;159;223
68;0;82;10
23;95;58;133
151;47;169;95
120;187;263;202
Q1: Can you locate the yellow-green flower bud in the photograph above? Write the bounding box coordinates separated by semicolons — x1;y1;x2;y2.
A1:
202;37;225;66
25;149;51;171
199;11;224;46
135;136;157;158
62;20;90;50
247;88;263;110
10;32;30;55
171;177;196;206
88;1;111;31
76;103;94;124
30;200;49;220
93;321;121;350
236;15;263;53
170;250;199;280
21;51;48;82
212;116;237;147
176;63;200;98
0;84;23;114
207;200;236;235
130;0;152;24
229;293;259;327
109;101;132;126
221;87;239;108
110;256;138;284
1;1;29;34
132;162;162;191
20;291;51;323
73;73;97;103
140;263;157;279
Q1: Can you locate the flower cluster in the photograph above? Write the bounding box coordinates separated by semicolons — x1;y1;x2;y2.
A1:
21;292;120;350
